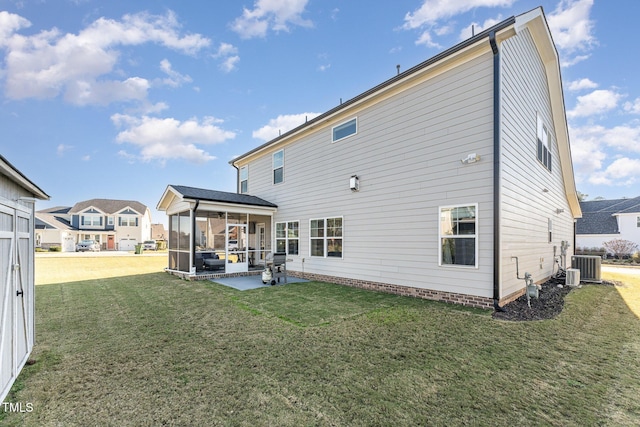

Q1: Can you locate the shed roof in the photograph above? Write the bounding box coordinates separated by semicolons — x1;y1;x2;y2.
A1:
0;155;49;200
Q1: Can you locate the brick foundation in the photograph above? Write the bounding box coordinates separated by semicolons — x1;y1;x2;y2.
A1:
287;271;495;310
168;268;498;310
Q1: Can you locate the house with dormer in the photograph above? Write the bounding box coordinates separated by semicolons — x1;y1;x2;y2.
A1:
36;199;151;251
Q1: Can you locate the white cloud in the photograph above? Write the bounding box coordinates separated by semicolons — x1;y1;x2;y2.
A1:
547;0;596;54
159;59;192;87
402;0;514;47
458;17;502;41
0;11;30;47
231;0;313;39
1;11;209;105
403;0;514;29
570;123;640;186
111;114;236;163
213;42;240;72
567;89;621;118
56;144;73;157
567;78;598;91
624;98;640;115
253;112;320;141
588;158;640;186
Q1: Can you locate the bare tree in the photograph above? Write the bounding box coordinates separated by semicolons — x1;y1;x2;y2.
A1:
603;239;639;259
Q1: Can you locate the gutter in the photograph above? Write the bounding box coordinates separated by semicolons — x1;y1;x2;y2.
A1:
489;31;504;311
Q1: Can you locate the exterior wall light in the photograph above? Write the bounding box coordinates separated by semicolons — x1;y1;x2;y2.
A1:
350;175;360;192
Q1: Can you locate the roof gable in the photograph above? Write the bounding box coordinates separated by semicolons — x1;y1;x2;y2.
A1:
70;199;148;215
0;155;49;200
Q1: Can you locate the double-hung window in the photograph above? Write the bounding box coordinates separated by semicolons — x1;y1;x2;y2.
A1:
82;215;101;226
310;217;343;258
637;216;640;228
332;118;357;142
240;166;248;193
273;150;284;184
119;216;137;227
537;114;552;171
439;205;477;267
276;221;299;255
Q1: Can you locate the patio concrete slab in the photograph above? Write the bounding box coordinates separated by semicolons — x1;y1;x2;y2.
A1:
210;275;309;291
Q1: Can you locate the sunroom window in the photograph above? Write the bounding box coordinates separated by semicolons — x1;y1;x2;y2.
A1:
439;205;477;267
332;118;357;142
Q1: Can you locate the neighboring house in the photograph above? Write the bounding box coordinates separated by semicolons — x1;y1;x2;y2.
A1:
0;155;49;403
35;199;152;251
157;8;581;309
35;206;76;252
576;196;640;252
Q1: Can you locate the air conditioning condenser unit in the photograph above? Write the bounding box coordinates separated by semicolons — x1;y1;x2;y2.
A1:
566;268;580;287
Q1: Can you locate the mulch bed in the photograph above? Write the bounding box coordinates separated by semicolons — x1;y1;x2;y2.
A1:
492;276;616;321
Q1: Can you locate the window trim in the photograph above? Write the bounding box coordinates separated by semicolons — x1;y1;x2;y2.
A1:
273;150;284;185
332;117;357;143
239;165;248;194
275;220;300;255
438;204;478;268
537;113;552;172
309;216;343;258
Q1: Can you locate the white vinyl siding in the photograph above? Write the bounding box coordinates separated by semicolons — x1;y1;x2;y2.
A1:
500;28;576;298
242;48;495;298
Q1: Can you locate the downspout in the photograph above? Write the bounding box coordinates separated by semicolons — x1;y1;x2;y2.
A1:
191;199;200;272
490;31;504;311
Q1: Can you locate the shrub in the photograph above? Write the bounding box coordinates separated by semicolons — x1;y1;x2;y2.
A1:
633;252;640;264
49;246;62;252
602;239;639;259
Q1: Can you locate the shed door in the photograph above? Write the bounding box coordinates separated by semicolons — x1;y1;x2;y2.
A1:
0;204;34;403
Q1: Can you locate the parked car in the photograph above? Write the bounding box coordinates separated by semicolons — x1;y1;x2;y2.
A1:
76;239;100;252
142;240;157;251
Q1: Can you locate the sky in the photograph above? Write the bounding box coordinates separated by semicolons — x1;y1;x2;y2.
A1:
1;0;639;226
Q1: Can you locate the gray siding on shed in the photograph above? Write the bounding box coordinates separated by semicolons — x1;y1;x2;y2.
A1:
499;28;575;298
243;50;496;298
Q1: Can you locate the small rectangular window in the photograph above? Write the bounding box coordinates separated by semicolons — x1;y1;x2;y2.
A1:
332;118;357;142
239;166;248;193
637;216;640;228
439;205;477;267
537;114;552;172
273;150;284;184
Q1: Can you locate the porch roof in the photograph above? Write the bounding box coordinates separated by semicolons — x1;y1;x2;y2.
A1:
157;185;278;214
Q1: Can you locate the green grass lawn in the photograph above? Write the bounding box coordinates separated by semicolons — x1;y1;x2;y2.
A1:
2;257;639;426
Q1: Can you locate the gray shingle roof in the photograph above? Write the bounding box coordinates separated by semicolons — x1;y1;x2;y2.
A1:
35;212;75;230
69;199;148;215
170;185;277;208
577;196;640;235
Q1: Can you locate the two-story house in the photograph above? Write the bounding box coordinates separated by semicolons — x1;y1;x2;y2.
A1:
157;8;581;309
36;199;151;251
